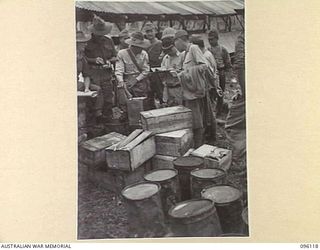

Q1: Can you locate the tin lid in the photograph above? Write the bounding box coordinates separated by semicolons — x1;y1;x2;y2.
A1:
169;199;214;219
122;182;159;201
201;185;241;204
144;169;177;182
191;168;225;179
173;156;204;168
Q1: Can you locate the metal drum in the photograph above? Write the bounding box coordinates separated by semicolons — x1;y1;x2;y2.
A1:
168;198;222;237
190;168;226;198
121;181;166;237
144;168;181;218
201;185;243;234
242;207;249;235
173;156;204;200
220;233;247;237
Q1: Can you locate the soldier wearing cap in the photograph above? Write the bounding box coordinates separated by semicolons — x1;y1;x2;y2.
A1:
144;22;164;105
144;22;162;67
233;31;245;98
117;29;130;51
190;34;222;143
173;30;208;147
84;15;117;120
76;31;104;123
115;31;151;98
207;28;232;116
160;34;183;106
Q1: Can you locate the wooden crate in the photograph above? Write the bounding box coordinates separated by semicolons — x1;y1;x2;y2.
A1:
152;155;177;170
86;160;153;193
127;97;149;126
191;144;232;171
106;130;156;171
79;132;127;167
140;106;193;134
155;128;193;157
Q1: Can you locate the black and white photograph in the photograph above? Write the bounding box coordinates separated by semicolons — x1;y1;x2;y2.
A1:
76;0;247;239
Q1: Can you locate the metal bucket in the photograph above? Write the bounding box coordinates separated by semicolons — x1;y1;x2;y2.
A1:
241;207;249;235
173;156;204;201
201;185;243;234
121;181;166;237
168;198;222;237
144;168;181;218
190;168;226;198
220;233;248;237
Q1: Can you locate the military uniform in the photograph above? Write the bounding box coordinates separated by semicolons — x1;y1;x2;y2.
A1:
84;36;117;118
208;44;232;114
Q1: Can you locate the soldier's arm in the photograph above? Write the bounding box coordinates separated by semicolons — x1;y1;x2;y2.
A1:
191;45;207;65
222;46;232;71
84;76;91;92
136;52;150;82
115;52;125;83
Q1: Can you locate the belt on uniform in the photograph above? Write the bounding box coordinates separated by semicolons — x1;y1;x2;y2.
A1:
124;72;140;76
89;65;112;70
166;84;181;89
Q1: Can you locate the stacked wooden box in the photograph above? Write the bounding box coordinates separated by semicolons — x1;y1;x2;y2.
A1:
106;129;156;171
126;97;150;131
79;106;196;192
191;144;232;171
140;106;194;170
79;131;155;193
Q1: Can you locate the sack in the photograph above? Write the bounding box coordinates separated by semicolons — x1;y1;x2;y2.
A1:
125;74;151;94
179;64;207;100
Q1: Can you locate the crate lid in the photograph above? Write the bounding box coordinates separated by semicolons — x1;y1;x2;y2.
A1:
169;199;214;219
144;169;177;182
173;156;203;168
140;106;191;119
191;168;225;179
81;132;126;151
122;182;160;201
201;185;241;204
156;128;191;138
191;144;218;158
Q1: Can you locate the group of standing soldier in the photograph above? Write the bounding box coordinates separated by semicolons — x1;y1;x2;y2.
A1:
76;14;245;149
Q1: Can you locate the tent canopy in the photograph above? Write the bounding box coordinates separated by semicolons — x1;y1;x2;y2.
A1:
76;1;244;21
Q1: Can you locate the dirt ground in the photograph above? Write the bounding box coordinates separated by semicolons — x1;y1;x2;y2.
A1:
77;80;247;239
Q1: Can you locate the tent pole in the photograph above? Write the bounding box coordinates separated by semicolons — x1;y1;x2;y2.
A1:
235;14;244;30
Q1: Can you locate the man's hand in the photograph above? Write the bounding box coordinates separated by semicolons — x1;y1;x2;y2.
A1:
127;78;138;88
217;88;223;97
117;81;124;88
109;57;117;63
84;88;90;93
95;57;104;65
169;70;178;78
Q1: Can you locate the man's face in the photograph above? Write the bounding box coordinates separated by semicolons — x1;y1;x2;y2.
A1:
120;36;129;45
95;34;106;43
208;37;218;46
166;47;176;57
174;38;186;52
145;29;156;40
131;45;143;54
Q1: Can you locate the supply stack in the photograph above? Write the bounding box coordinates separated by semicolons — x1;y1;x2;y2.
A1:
79;130;154;193
78;105;248;238
139;106;194;170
